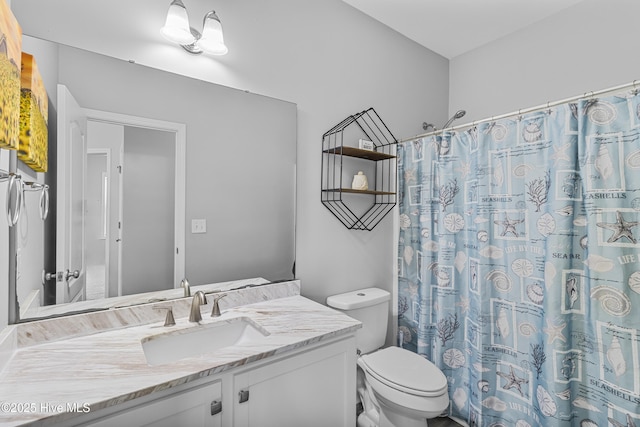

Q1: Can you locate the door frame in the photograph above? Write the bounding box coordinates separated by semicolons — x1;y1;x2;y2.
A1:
84;108;186;289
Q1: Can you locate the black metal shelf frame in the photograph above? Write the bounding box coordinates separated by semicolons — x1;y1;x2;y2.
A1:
321;108;398;231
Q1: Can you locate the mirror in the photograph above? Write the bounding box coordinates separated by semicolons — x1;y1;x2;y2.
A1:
10;36;297;322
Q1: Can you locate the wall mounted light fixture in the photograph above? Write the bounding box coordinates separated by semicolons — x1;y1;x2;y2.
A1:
161;0;228;55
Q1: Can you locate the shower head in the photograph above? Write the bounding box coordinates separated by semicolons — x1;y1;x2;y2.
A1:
442;110;466;129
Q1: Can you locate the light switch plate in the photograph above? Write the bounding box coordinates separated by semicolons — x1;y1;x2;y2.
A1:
191;219;207;234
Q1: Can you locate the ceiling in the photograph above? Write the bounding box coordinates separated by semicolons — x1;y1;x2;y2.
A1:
342;0;586;59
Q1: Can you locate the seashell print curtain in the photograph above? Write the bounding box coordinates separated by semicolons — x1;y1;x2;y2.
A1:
397;90;640;426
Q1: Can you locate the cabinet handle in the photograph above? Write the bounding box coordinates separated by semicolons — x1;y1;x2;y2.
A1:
210;400;222;416
238;389;250;404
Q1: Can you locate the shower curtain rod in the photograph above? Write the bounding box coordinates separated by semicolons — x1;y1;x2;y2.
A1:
399;79;640;143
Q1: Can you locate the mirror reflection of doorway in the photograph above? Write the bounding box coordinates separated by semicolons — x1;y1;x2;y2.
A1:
86;121;176;299
85;150;110;300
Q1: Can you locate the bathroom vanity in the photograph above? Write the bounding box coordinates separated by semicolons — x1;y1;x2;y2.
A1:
0;281;360;426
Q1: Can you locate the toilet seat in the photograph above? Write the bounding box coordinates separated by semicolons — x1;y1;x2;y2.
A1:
359;347;448;397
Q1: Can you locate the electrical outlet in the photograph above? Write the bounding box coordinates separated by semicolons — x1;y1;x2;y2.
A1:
191;219;207;234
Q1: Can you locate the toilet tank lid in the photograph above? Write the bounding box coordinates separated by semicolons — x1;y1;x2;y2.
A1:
326;288;390;310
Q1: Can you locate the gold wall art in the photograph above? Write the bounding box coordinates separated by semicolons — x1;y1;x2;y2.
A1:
0;0;22;150
18;52;48;172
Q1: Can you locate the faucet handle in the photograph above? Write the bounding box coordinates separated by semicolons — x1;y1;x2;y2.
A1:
154;306;176;327
211;294;227;317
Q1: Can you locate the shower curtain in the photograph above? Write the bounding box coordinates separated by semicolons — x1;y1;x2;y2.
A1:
397;90;640;427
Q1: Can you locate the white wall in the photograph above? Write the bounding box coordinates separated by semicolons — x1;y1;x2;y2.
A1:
449;0;640;122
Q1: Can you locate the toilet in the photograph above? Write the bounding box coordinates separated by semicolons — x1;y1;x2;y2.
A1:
327;288;449;427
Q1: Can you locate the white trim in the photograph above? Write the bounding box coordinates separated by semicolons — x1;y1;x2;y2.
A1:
83;108;186;289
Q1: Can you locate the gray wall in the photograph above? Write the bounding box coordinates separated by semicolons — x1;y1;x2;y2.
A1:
122;126;175;295
449;0;640;122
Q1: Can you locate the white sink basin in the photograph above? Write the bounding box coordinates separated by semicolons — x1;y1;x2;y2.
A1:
141;317;269;366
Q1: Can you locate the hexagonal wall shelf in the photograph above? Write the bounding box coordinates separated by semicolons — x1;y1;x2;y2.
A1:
321;108;397;230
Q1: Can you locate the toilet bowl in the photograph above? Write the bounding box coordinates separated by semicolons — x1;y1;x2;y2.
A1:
326;288;450;427
357;346;449;427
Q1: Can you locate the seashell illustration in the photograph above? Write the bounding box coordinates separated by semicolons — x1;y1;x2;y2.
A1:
523;122;543;143
537;213;556;237
580;235;588;249
536;385;557;417
398;326;412;344
477;230;489;242
422;240;439;252
572;397;601;412
443;212;465;233
512;258;534;278
421;228;430;238
477;380;490;393
491;123;508;142
399;213;411;230
606;336;627;377
566;275;579;308
452;387;467;411
493;159;505;186
583;254;614;272
403;246;414;266
519;322;537;337
545;262;557;288
435;268;451;287
442;348;466;369
496;307;510;338
626;149;640;168
587;101;616;125
580;420;598;427
573;216;587;227
482;396;507;412
480;245;504;259
513;163;533;177
486;269;512;292
555;389;571;400
628;271;640;295
516;421;532;427
473;362;490;372
555;205;573;216
454;251;467;273
594;145;614;180
526;283;544;305
591;285;632;317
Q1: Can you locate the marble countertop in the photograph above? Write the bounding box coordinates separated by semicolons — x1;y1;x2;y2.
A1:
0;282;361;426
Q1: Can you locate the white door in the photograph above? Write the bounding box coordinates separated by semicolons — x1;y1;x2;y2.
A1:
56;84;87;303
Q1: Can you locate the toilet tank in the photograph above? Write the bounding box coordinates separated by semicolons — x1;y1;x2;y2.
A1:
326;288;390;354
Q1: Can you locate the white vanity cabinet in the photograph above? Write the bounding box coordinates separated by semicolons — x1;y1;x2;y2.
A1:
231;336;357;427
84;381;222;427
65;335;356;427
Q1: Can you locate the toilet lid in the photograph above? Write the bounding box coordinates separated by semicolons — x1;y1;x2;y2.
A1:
360;347;448;397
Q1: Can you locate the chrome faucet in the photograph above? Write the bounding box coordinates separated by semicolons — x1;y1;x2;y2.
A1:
180;278;191;297
189;291;207;323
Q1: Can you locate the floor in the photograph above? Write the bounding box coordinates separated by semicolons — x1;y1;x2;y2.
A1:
430;417;464;427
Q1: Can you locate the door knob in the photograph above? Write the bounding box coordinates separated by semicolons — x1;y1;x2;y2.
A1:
65;269;80;280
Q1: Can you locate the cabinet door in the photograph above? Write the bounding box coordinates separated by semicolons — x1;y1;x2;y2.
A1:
85;381;222;427
233;337;356;427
